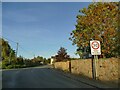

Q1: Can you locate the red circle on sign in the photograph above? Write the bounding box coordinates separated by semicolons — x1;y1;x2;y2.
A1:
91;41;99;49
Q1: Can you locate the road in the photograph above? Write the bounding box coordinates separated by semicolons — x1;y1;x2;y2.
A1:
2;65;101;88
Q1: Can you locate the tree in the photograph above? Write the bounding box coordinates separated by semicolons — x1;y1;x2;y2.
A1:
55;47;70;62
0;38;2;60
1;38;16;68
36;56;44;62
1;38;16;61
70;2;119;58
17;56;24;65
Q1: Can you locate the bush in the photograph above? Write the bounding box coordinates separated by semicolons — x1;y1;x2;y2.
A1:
6;65;14;69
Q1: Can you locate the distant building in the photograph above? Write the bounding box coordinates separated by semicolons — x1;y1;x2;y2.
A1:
40;62;44;64
50;56;56;65
50;58;54;64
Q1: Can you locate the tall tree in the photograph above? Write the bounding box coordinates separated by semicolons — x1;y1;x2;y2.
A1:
55;47;70;62
17;56;24;65
0;38;2;60
1;38;16;61
1;38;16;68
70;2;119;58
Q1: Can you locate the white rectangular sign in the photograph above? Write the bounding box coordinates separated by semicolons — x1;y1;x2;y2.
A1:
90;40;101;55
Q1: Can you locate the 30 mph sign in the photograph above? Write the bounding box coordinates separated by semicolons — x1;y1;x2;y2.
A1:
90;40;101;55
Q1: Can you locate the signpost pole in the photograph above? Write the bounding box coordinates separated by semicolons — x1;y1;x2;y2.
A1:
93;55;96;80
90;40;101;80
93;55;98;80
95;55;98;80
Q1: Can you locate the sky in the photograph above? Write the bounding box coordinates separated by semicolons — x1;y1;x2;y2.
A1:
0;2;1;37
2;1;119;59
2;0;119;2
2;2;95;59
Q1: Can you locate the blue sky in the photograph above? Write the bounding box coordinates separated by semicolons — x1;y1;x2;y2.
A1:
2;2;91;59
2;0;119;2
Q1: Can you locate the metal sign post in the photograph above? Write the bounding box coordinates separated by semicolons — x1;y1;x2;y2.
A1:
90;40;101;80
92;55;96;79
94;55;98;80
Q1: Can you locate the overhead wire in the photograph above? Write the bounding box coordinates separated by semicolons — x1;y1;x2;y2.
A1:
2;36;17;44
1;36;35;58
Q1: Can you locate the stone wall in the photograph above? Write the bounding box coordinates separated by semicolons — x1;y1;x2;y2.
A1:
71;59;92;78
54;61;69;71
97;58;119;84
54;58;119;84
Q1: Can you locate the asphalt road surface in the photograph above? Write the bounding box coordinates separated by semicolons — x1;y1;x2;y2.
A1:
2;65;100;88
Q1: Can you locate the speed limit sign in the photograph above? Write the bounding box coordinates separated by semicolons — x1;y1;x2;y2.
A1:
90;40;101;55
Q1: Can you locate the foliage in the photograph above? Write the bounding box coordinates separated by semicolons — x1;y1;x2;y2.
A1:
16;56;24;65
55;47;70;62
1;38;16;61
1;38;16;68
25;56;50;67
1;38;50;69
45;58;51;64
70;2;119;58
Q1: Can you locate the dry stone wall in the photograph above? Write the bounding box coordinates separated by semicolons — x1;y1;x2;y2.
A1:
71;59;92;78
54;61;69;71
54;58;119;84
